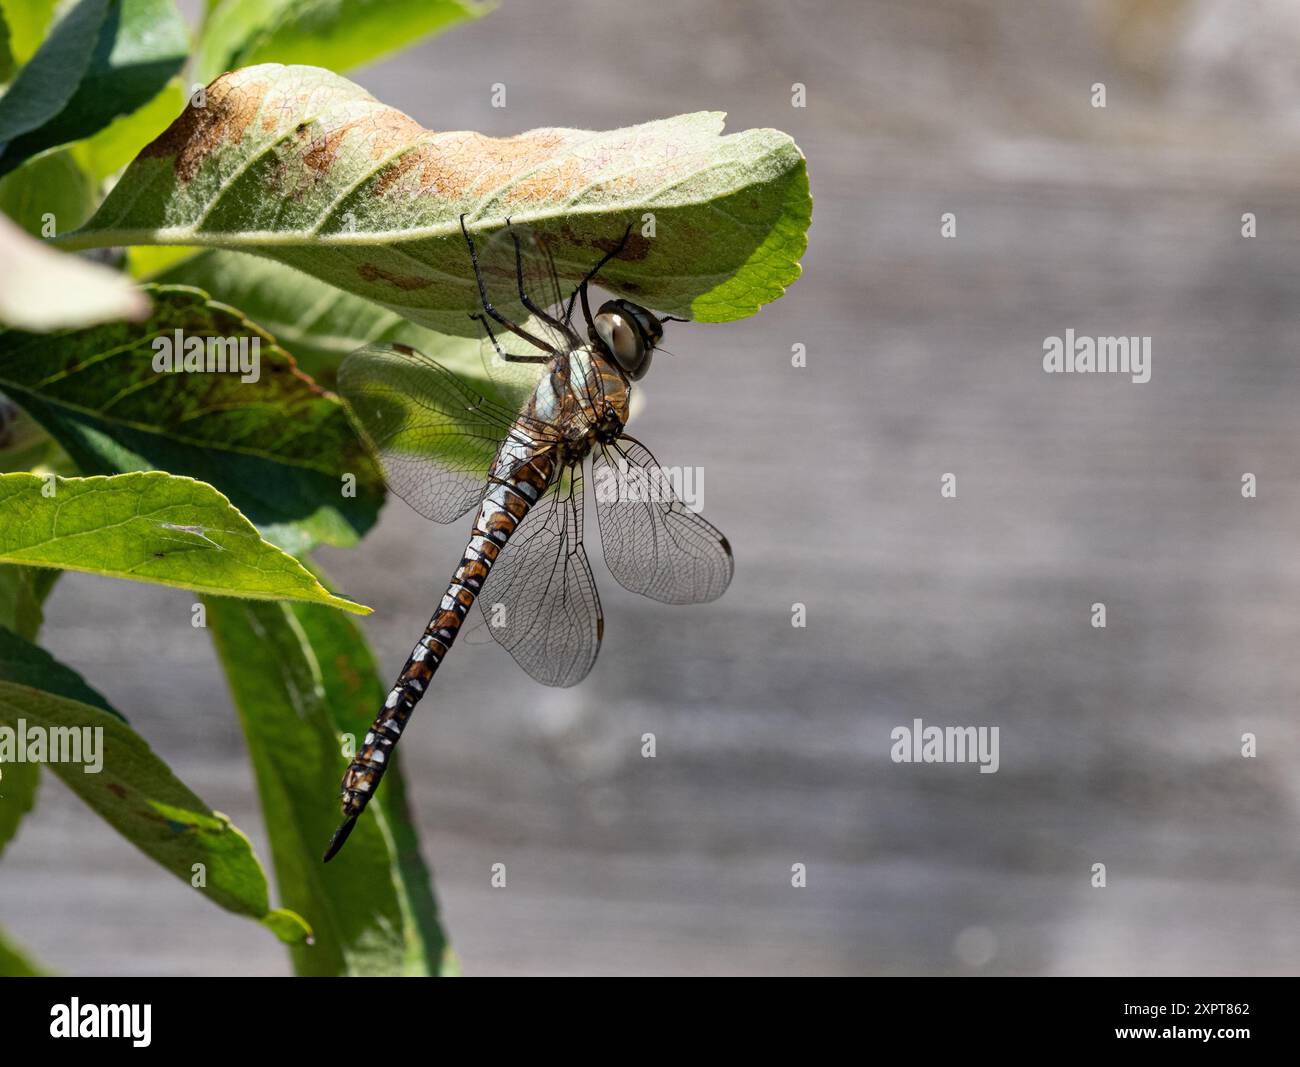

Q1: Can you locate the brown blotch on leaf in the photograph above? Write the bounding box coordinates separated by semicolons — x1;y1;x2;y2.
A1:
600;231;651;262
373;130;570;201
285;110;430;194
362;110;430;160
357;263;433;291
556;222;650;264
372;149;425;196
141;75;269;183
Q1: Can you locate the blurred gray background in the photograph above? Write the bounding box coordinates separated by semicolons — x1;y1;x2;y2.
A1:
5;0;1300;975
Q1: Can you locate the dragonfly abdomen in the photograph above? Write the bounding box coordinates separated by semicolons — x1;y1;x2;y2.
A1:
324;446;557;862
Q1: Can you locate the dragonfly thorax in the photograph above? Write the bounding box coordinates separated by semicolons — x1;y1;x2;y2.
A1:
590;406;626;446
555;344;632;446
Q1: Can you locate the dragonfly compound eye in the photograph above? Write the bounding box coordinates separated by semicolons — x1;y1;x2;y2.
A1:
594;311;646;378
594;300;660;380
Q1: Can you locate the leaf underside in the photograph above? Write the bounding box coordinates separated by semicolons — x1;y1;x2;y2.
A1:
64;64;810;328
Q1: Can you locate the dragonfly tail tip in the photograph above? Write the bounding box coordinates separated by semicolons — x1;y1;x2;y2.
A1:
322;815;358;863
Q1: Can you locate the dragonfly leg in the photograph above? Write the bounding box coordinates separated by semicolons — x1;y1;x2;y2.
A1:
564;222;634;324
460;214;557;355
503;216;582;345
471;312;548;364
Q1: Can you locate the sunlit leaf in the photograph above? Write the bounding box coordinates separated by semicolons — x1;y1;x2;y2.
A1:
0;148;96;236
0;285;386;551
62;64;810;327
0;471;370;613
0;0;188;177
0;0;57;66
197;0;494;83
0;644;310;942
206;593;453;975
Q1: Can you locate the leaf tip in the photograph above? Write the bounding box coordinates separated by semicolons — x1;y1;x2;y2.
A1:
262;908;313;945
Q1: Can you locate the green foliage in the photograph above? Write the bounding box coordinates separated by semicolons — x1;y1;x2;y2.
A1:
0;0;57;67
0;745;37;860
0;11;13;84
0;149;97;235
0;0;189;177
0;471;370;613
0;654;309;943
0;564;58;640
64;65;809;327
207;589;454;975
158;250;481;389
0;926;46;976
0;622;120;716
0;286;386;552
0;0;109;151
0;0;810;977
73;76;186;180
197;0;494;82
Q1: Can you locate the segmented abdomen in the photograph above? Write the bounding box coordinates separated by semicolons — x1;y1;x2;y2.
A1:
336;441;556;821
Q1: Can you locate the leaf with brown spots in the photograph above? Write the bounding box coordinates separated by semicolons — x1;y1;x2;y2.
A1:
0;285;385;554
60;64;810;329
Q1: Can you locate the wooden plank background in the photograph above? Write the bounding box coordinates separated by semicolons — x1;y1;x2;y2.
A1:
3;0;1299;975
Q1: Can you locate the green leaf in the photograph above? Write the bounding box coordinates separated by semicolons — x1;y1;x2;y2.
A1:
0;0;188;178
0;733;37;859
0;394;67;474
0;285;386;552
158;249;486;389
206;593;452;975
0;147;96;236
0;554;60;864
0;8;14;83
0;622;120;716
0;213;149;330
61;64;810;326
197;0;494;83
72;75;185;180
291;562;453;974
0;925;46;975
0;0;108;150
0;471;371;613
0;0;57;67
0;670;310;942
0;563;57;639
125;242;197;277
0;607;92;865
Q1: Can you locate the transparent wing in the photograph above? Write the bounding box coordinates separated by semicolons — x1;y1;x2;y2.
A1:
467;222;582;396
478;466;603;687
338;342;540;524
592;436;734;604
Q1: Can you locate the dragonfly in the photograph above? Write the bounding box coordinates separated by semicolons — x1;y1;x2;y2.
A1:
323;216;734;861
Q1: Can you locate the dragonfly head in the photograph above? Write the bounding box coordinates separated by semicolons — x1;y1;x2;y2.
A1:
591;299;663;381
